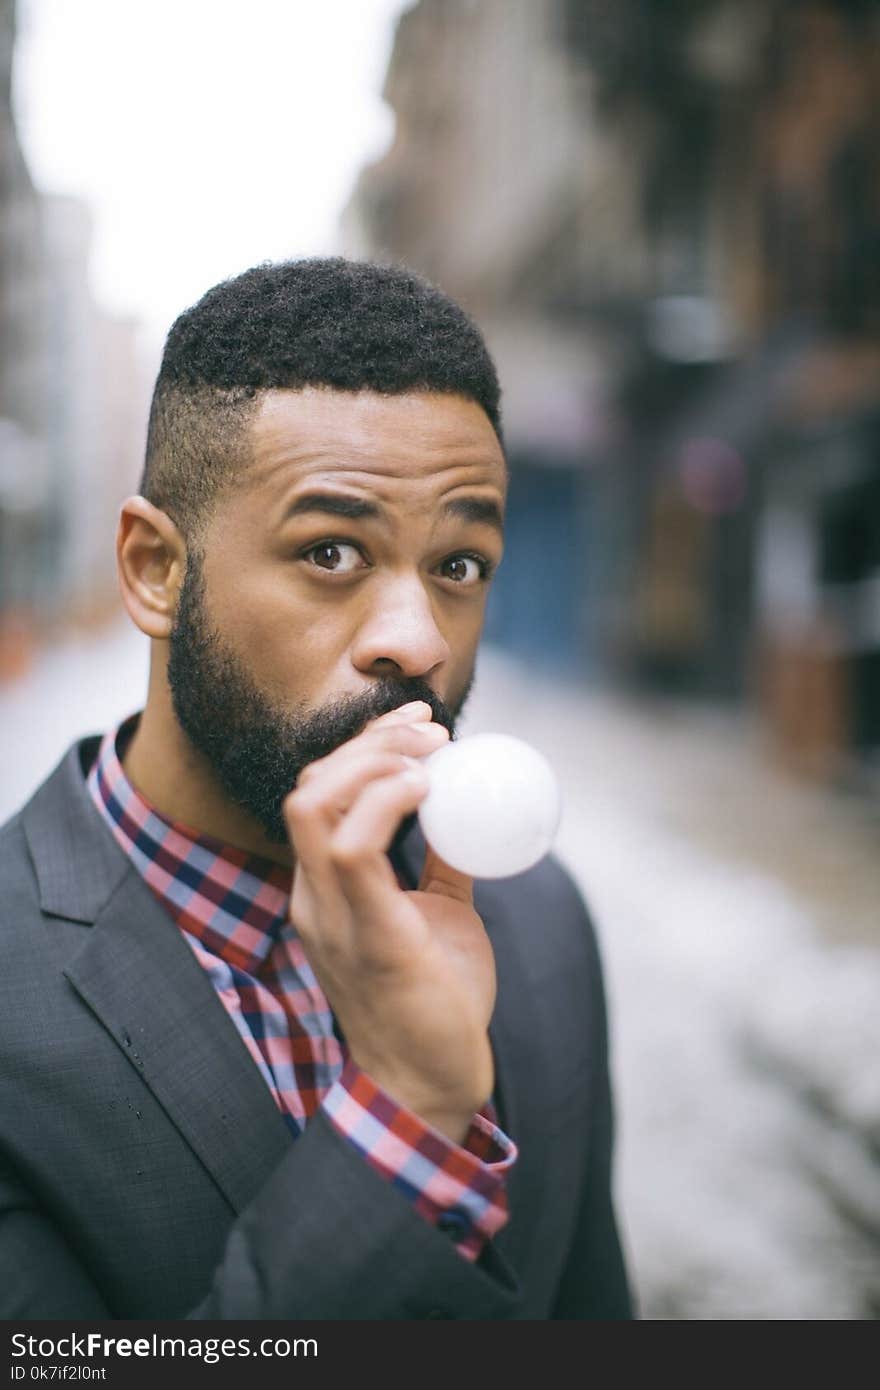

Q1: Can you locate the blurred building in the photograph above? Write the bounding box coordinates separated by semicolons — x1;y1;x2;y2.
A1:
0;0;50;674
344;0;880;787
43;193;146;617
0;0;146;677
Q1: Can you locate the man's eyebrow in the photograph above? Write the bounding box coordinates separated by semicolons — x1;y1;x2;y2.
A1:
283;492;382;523
282;491;504;533
442;496;504;532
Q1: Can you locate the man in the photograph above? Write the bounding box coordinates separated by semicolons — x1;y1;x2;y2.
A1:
0;258;633;1319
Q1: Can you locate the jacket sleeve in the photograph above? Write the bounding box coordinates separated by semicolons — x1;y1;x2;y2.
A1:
0;1125;522;1321
186;1108;522;1319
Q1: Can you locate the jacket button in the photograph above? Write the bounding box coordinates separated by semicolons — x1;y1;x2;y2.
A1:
436;1208;470;1239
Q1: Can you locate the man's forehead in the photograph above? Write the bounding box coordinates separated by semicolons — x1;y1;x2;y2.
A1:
246;386;507;492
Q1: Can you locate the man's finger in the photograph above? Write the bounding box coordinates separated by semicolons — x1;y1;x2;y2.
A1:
328;764;430;867
286;749;420;852
370;700;434;727
288;725;446;829
325;766;434;930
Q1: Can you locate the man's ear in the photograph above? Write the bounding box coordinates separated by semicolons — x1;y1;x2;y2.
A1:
116;496;187;640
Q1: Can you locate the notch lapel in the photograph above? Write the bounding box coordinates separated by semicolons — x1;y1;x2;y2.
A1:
24;740;293;1214
63;865;293;1214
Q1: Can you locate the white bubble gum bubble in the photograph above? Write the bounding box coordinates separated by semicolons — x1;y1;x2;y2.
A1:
417;732;562;879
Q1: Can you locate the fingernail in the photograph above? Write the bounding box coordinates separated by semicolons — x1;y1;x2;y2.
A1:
402;760;429;783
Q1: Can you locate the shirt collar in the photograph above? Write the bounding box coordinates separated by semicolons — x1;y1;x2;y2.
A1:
87;714;292;973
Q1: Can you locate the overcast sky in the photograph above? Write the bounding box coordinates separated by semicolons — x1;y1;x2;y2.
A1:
13;0;410;345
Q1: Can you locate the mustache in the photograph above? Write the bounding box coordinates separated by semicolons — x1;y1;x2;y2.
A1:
296;676;458;770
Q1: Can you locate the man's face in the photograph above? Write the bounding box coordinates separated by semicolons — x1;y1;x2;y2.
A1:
166;387;507;844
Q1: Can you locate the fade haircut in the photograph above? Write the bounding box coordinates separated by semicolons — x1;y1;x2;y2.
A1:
140;257;504;540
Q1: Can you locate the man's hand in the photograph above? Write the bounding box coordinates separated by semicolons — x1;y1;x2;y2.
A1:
283;701;496;1144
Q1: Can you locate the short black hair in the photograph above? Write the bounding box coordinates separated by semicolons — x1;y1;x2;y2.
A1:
140;257;503;539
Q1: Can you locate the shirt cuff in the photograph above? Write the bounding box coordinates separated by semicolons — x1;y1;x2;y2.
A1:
320;1057;518;1262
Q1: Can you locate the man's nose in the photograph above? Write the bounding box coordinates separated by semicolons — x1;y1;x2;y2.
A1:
351;573;451;679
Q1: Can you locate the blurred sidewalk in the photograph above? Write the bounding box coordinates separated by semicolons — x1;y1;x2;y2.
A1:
464;650;880;1319
2;621;879;1319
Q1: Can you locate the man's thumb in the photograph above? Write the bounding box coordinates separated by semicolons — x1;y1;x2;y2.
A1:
418;841;474;903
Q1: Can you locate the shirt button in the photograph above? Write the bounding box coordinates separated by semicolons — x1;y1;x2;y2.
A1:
436;1208;470;1239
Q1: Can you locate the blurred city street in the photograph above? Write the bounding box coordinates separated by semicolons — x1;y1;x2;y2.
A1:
2;620;878;1320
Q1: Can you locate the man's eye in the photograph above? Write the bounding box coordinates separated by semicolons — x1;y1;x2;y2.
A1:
440;554;490;585
302;541;366;574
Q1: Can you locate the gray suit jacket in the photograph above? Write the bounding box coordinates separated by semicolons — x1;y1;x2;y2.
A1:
0;736;633;1320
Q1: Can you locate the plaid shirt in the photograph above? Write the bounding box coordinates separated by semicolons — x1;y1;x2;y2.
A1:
87;718;516;1261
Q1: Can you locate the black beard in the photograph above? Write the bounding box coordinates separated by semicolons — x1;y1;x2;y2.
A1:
166;551;473;853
